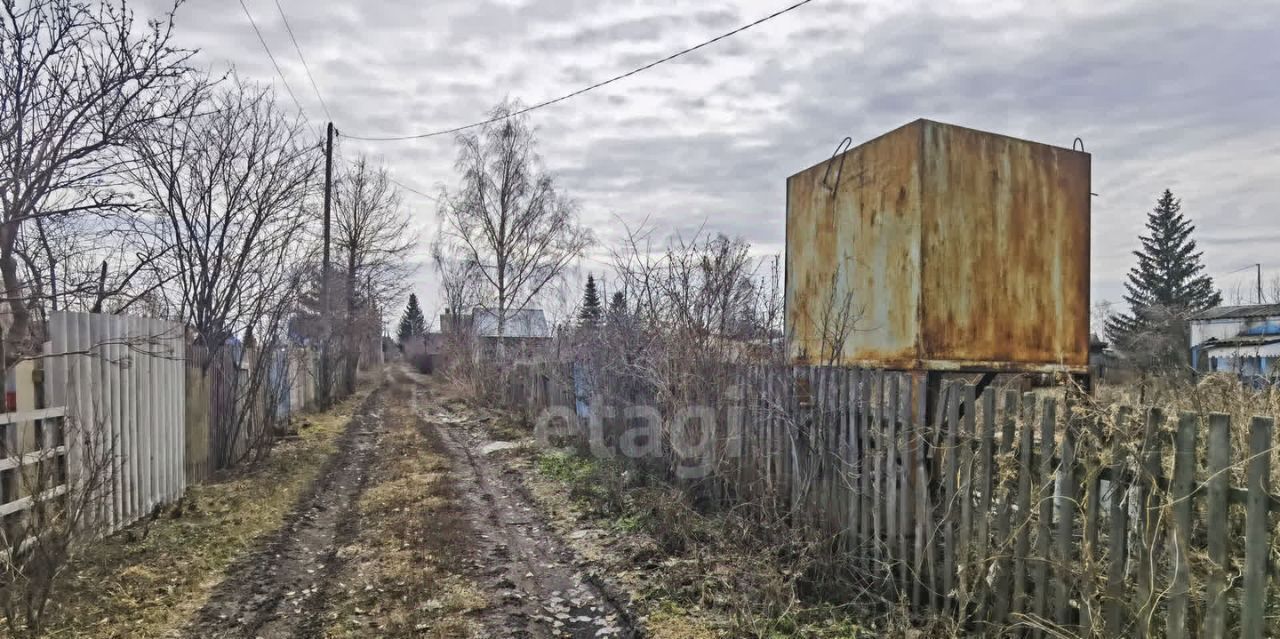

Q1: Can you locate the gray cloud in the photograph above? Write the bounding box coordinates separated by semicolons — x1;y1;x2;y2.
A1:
533;15;676;50
136;0;1280;310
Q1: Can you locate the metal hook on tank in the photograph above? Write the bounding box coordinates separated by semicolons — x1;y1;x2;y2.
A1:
1072;137;1098;195
822;136;853;196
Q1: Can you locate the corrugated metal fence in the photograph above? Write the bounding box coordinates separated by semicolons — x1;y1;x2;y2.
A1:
38;311;354;533
46;312;186;533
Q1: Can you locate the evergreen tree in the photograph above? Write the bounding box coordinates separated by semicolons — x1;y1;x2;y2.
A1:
609;291;626;318
397;293;427;344
1106;189;1221;368
578;274;603;327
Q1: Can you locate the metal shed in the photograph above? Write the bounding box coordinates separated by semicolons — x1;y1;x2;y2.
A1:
785;119;1091;373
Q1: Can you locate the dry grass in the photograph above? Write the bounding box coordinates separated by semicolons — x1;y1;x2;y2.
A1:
20;387;374;639
520;447;880;639
321;390;487;638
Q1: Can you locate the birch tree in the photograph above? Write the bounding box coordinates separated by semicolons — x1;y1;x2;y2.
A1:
439;100;591;352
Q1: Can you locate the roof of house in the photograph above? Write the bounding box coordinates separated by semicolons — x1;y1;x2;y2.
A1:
1189;304;1280;322
472;308;551;338
1200;335;1280;349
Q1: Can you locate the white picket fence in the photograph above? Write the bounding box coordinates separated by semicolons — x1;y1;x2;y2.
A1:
46;311;186;533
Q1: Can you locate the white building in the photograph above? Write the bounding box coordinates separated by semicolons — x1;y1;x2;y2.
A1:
1189;304;1280;382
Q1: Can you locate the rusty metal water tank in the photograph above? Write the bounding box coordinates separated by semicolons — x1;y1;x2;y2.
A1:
785;119;1091;372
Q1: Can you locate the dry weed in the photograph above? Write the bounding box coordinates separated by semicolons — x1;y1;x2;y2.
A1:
22;387;374;638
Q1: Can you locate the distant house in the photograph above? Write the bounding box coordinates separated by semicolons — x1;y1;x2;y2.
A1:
1089;333;1119;381
439;307;552;360
1189;304;1280;383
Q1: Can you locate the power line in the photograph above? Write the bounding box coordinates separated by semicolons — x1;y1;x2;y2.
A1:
343;0;818;142
389;177;441;203
274;0;333;121
239;0;308;122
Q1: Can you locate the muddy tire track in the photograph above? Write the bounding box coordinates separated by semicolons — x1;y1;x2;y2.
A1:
408;382;639;639
183;386;384;639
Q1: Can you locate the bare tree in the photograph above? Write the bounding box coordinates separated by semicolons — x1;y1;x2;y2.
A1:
125;76;317;363
0;0;198;365
331;155;416;393
125;77;317;466
439;100;592;355
431;235;485;321
18;212;173;316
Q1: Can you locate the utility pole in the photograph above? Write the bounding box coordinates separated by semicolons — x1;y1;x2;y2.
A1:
1256;263;1263;304
320;122;334;407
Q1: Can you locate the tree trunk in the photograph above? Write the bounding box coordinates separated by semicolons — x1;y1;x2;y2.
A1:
0;232;32;370
344;256;358;396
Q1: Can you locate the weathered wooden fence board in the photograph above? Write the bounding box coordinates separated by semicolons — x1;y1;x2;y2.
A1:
505;361;1280;637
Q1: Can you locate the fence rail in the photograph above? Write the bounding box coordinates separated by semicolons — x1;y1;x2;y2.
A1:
507;361;1280;638
0;407;68;510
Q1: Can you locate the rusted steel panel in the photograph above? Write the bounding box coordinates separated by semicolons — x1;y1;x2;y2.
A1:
785;119;1090;372
786;121;923;366
918;122;1090;368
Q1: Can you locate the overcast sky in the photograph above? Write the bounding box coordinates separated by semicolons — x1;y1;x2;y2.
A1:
142;0;1280;323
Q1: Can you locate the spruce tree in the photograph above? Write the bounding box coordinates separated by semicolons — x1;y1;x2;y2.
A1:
1106;189;1221;368
609;291;626;318
398;293;427;344
578;274;603;327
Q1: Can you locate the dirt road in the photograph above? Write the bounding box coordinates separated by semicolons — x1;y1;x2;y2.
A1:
186;390;381;639
183;367;636;639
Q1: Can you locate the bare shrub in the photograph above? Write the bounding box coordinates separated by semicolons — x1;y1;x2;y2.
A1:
0;413;113;638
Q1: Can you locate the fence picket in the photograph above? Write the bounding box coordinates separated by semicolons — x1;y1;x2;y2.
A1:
1081;405;1101;634
1135;408;1164;639
825;367;839;536
928;382;950;610
1054;406;1077;630
990;390;1019;628
869;370;883;570
1242;417;1273;639
860;370;873;569
956;384;975;607
1202;413;1229;639
1032;398;1056;638
911;373;929;608
1166;413;1197;639
887;373;899;583
894;375;910;591
974;387;995;621
1104;407;1132;636
848;368;861;557
942;383;959;609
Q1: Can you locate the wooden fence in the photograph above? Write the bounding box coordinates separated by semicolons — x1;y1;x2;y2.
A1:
185;342;326;482
0;407;69;558
506;361;1280;638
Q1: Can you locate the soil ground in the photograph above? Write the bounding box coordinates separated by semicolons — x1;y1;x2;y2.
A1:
177;365;637;639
